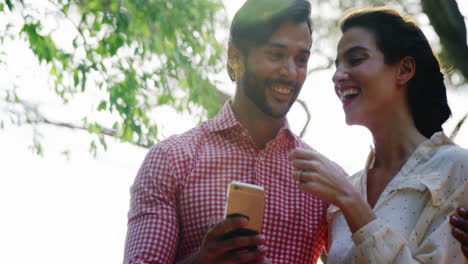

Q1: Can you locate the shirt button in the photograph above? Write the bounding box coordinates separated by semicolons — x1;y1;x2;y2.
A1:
242;131;247;137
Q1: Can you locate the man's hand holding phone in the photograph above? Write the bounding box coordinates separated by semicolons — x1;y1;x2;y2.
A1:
193;181;268;264
193;215;267;264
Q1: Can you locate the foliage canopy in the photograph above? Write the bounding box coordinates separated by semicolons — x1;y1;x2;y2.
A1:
1;0;467;156
1;0;226;154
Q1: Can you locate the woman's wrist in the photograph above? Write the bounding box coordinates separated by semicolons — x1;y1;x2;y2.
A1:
339;190;376;233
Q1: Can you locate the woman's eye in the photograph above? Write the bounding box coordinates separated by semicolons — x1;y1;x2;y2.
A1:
297;56;309;65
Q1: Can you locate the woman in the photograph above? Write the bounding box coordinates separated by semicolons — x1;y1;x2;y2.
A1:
289;7;468;263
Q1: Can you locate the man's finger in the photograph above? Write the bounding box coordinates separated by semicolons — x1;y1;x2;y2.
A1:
452;227;468;245
462;245;468;258
458;207;468;218
218;234;266;251
206;235;265;263
451;215;468;241
223;242;267;264
206;216;249;241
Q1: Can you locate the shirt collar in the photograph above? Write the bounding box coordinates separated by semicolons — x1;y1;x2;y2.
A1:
328;132;454;216
204;100;240;133
204;100;295;140
366;132;454;170
367;132;455;206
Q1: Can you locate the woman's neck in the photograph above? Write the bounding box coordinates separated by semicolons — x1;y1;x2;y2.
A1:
370;122;427;170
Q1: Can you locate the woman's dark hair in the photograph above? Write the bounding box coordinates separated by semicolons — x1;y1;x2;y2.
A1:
227;0;312;81
340;7;451;138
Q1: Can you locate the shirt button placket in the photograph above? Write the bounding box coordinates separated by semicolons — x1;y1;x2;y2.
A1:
240;131;256;153
255;151;266;185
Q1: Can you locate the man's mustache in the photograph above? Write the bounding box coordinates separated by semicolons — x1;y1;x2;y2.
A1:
267;79;300;90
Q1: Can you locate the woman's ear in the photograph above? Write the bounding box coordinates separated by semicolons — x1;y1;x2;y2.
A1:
396;56;416;86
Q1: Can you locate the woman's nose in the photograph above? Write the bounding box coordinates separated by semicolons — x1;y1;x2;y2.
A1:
332;65;348;85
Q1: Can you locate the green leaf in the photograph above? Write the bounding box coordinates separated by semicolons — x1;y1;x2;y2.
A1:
97;100;107;111
59;54;71;61
89;140;97;157
21;23;59;63
72;37;78;48
88;123;101;135
123;123;133;141
99;135;107;150
73;70;79;87
81;71;86;92
5;0;13;11
157;94;172;105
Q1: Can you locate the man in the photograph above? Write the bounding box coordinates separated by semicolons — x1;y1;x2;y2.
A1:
124;0;327;263
124;0;468;263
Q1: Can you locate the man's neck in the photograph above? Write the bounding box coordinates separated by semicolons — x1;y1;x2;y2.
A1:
230;101;285;150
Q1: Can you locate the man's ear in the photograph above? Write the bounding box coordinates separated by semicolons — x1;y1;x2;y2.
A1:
396;56;416;86
227;45;245;80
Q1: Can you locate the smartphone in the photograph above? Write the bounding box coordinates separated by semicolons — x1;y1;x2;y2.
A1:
221;181;265;251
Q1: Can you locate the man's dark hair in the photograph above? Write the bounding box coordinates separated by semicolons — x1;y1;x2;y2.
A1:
227;0;312;81
340;7;451;138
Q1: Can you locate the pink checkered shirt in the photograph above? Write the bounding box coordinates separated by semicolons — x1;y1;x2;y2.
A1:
124;101;329;263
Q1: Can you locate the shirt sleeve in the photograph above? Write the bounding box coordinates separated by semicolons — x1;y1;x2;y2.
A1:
351;176;468;264
123;145;181;264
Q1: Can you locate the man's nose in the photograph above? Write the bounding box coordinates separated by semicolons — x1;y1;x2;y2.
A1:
280;57;297;80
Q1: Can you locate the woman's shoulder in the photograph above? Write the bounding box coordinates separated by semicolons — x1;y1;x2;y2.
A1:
348;169;366;184
427;132;468;165
422;139;468;205
431;142;468;169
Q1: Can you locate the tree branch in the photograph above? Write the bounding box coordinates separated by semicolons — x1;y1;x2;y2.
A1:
421;0;468;81
296;99;311;138
450;112;468;140
4;99;152;149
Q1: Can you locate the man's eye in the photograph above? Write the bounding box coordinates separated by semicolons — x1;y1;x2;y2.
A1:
268;51;283;59
349;58;364;66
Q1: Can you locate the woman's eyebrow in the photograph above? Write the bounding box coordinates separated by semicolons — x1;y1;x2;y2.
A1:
335;45;370;66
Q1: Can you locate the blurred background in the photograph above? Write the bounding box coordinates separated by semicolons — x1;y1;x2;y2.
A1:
1;0;467;263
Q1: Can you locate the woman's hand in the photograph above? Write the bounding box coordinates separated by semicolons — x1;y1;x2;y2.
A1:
289;148;376;232
289;148;355;206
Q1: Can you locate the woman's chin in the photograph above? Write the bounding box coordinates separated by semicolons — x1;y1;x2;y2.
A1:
344;115;363;127
344;115;355;126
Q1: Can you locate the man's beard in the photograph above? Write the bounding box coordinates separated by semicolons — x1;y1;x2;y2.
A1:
241;70;300;119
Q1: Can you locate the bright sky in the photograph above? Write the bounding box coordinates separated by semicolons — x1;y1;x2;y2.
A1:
0;1;467;263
